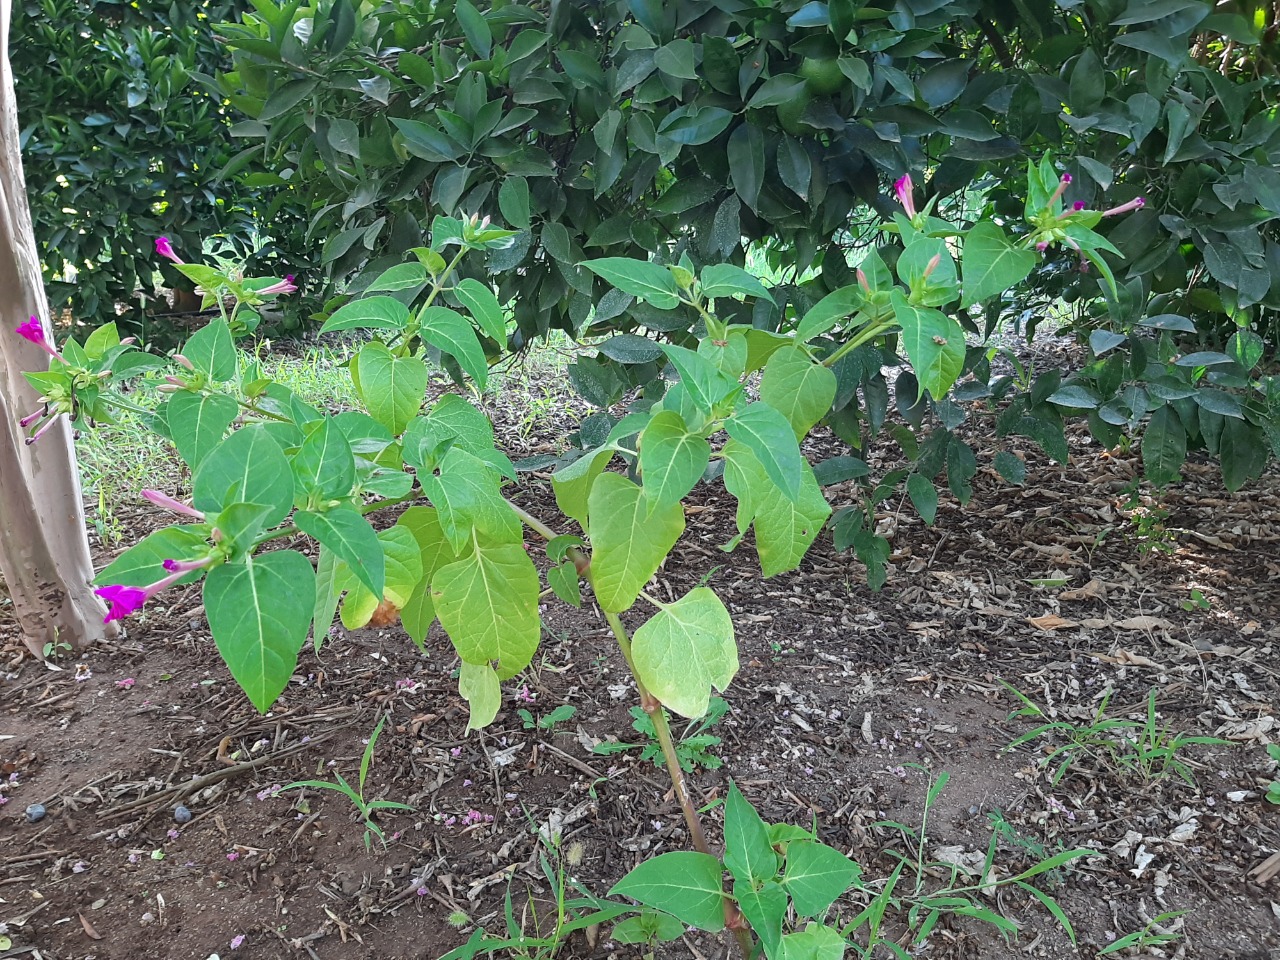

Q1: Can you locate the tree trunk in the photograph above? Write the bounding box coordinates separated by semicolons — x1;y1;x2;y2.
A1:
0;0;115;656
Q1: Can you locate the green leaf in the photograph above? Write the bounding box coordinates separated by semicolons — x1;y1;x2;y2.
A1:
780;923;848;960
723;781;777;885
796;285;863;342
454;0;491;58
319;296;412;333
551;449;615;529
892;291;965;401
337;526;423;628
418;446;520;553
419;307;488;388
700;264;773;303
660;343;737;413
778;136;813;200
1219;416;1266;492
722;441;830;577
95;525;209;587
1141;405;1185;486
396;506;456;647
193;425;294;526
582;258;680;309
364;263;428;293
783;841;862;917
354;342;428;435
548;560;582;607
432;538;540;680
639;411;710;513
498;177;530;229
906;473;938;525
632;587;737;720
588;473;684;613
1226;329;1264;371
725;403;804;502
459;661;501;731
962;222;1037;308
166;392;237;469
292;419;356;500
312;546;340;649
759;347;837;440
204;550;315;712
609;852;726;932
294;507;383;598
598;334;664;364
898;236;958;306
736;880;787;958
183;320;237;382
454;278;507;343
994;450;1026;485
728;123;765;211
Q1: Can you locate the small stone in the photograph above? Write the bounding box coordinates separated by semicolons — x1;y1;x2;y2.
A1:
174;805;193;824
25;803;46;823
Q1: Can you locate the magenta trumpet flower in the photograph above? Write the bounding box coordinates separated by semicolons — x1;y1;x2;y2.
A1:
155;236;184;264
15;316;64;361
141;489;206;521
95;563;196;623
893;174;917;219
24;415;62;446
1047;173;1072;208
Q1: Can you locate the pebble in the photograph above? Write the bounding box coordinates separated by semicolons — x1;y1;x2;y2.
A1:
174;805;193;824
25;803;46;823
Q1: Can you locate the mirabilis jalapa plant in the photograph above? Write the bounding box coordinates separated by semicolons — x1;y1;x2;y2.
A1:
20;158;1127;957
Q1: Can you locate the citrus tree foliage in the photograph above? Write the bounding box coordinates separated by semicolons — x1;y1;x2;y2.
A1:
207;0;1278;490
13;0;267;329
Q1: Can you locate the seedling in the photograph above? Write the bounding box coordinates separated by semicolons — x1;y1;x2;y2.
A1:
594;697;728;772
1265;744;1280;805
279;715;413;850
517;703;576;733
1098;911;1186;955
1180;588;1210;611
1002;683;1229;786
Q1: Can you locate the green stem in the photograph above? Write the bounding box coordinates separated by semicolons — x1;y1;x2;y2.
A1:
251;492;418;548
233;395;293;423
821;314;896;368
501;500;753;957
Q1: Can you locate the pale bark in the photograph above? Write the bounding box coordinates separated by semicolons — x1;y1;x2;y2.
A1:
0;0;115;655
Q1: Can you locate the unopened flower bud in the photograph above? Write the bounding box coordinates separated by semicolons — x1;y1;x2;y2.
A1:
173;354;194;370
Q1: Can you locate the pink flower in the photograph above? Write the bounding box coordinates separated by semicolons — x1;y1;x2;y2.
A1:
94;567;188;624
1072;201;1087;211
16;316;64;361
155;237;184;264
1036;241;1049;252
227;851;239;862
1102;196;1146;217
230;934;246;949
515;685;535;704
257;275;297;296
115;677;136;689
19;407;44;428
893;174;917;218
141;489;206;521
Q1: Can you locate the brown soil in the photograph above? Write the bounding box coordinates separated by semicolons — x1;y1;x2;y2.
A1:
3;388;1279;960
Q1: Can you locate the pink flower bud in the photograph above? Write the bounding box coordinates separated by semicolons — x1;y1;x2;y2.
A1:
1036;241;1049;252
257;276;298;296
163;557;214;574
922;253;942;279
857;268;871;293
19;408;44;428
172;354;195;370
141;489;206;520
1101;197;1145;217
893;174;917;219
1061;173;1072;184
24;415;61;445
1072;201;1087;211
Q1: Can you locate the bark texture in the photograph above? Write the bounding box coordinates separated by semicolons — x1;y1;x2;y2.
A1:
0;0;115;655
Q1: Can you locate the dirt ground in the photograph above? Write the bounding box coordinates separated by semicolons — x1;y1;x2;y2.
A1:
3;375;1279;960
